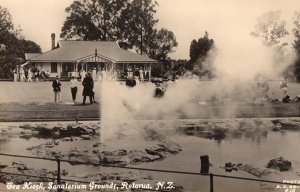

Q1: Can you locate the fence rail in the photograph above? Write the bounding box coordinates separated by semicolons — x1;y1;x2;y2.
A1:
0;153;299;192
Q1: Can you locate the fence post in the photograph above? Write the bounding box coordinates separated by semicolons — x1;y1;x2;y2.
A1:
210;173;214;192
76;108;79;123
200;155;210;174
56;158;61;192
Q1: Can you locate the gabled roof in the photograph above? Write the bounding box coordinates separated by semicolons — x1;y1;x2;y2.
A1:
25;53;42;60
28;40;157;63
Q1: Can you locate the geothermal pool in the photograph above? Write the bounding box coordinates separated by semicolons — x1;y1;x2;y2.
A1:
0;119;300;192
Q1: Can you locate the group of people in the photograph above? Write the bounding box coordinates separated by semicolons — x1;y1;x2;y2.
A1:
254;77;289;102
76;66;151;82
79;68;117;82
126;67;150;82
13;65;50;82
52;72;95;105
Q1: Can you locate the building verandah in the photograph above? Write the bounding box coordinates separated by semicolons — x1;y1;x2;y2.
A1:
60;54;152;81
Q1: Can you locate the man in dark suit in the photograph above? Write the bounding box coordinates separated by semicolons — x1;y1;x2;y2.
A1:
82;73;94;104
52;75;61;103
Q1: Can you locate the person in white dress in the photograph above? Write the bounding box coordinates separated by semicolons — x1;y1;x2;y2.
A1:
80;69;86;82
92;68;97;81
28;68;33;82
20;67;25;82
139;68;144;82
70;76;79;104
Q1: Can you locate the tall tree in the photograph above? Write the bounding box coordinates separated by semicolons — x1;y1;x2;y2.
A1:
60;0;177;62
61;0;129;41
188;32;215;77
147;28;178;61
0;6;41;79
189;32;214;66
189;39;198;64
118;0;158;53
251;10;289;46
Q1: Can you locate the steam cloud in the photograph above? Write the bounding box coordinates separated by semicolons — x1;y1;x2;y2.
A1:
100;34;297;141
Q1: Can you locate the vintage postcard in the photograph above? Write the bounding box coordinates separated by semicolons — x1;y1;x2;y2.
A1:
0;0;300;192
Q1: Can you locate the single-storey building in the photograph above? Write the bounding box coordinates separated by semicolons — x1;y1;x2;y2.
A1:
23;34;157;80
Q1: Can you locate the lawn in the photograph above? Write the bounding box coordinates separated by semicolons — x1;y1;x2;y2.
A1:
0;80;300;121
0;81;101;121
0;81;100;104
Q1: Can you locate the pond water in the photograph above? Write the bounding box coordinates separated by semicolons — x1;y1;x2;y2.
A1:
0;120;300;192
107;126;300;192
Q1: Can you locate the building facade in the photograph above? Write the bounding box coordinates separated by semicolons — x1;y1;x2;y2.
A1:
24;38;157;80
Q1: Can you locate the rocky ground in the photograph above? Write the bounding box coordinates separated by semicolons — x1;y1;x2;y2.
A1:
178;118;300;140
0;121;184;191
0;118;300;191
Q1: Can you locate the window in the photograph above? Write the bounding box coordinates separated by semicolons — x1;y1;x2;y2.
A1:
51;62;57;73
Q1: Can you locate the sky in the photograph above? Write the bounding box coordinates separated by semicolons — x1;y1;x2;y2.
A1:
0;0;299;59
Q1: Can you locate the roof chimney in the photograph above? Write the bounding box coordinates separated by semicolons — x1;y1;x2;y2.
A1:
51;33;55;50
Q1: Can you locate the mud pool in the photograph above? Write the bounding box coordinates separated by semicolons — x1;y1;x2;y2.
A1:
0;119;300;192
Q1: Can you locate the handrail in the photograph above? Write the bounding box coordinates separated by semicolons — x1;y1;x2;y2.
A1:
0;153;299;187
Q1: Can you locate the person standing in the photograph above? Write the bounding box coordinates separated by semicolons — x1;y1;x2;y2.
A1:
102;68;106;81
82;73;94;104
13;68;18;82
28;68;33;82
35;68;40;82
52;75;61;103
20;67;26;82
16;65;20;81
280;78;288;96
127;66;133;78
139;67;144;82
144;68;149;81
70;76;78;104
80;69;86;82
92;68;97;81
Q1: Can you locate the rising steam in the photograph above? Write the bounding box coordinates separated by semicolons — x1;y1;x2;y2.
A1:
100;31;296;141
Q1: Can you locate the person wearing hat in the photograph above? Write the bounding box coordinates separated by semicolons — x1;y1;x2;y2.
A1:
82;73;94;104
52;75;61;103
70;75;79;104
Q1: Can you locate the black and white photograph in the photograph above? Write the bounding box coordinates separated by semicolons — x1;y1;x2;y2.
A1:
0;0;300;191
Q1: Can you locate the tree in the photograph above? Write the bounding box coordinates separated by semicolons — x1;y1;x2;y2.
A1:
189;39;198;64
61;0;129;41
117;0;158;53
188;32;214;76
60;0;177;62
20;39;41;54
189;32;214;63
0;6;41;79
147;28;178;61
0;6;13;34
251;10;289;46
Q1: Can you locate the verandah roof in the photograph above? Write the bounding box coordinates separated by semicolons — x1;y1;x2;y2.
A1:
27;41;157;64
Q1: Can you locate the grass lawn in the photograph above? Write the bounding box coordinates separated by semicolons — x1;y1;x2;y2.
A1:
0;81;100;104
0;81;101;121
0;80;300;121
